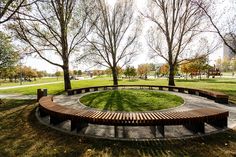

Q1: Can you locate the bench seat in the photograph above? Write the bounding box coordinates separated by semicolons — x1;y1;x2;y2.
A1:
38;96;229;137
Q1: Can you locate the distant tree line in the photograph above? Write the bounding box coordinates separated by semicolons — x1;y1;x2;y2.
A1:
216;57;236;72
0;65;47;83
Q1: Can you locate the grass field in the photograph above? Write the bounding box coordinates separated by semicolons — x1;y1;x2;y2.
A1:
0;77;63;87
1;100;236;157
0;77;236;104
80;90;183;111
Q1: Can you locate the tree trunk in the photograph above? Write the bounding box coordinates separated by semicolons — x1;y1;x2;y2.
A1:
199;70;201;80
168;65;175;86
112;67;118;86
62;65;71;91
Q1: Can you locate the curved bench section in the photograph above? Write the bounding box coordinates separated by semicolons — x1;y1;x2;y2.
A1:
38;96;229;138
67;85;229;104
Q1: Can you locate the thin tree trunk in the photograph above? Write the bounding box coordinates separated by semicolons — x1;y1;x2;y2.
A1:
168;65;175;86
112;67;118;86
199;70;201;80
63;64;71;91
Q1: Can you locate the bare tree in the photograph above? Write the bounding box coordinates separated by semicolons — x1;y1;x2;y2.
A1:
85;0;140;86
9;0;92;91
195;0;236;54
0;0;35;24
143;0;206;86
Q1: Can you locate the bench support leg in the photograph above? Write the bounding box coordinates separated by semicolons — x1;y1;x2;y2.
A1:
77;121;88;132
122;126;127;138
76;90;82;94
178;89;184;93
199;92;207;97
38;108;48;117
188;89;196;95
150;126;156;137
206;95;214;100
50;116;64;125
168;88;174;91
71;120;77;131
215;98;228;104
114;126;118;138
67;90;74;95
157;125;165;137
184;122;205;134
71;120;88;132
207;118;228;128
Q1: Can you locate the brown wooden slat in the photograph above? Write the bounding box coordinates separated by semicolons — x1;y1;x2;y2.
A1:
40;96;229;128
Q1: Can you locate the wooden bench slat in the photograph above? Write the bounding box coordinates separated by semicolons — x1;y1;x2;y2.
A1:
39;96;229;130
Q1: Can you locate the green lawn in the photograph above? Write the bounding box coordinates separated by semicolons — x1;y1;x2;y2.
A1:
1;100;236;156
0;77;236;103
0;77;63;87
80;90;183;111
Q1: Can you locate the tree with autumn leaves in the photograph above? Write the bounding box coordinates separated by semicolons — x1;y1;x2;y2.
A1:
137;64;151;80
180;57;209;80
0;65;45;83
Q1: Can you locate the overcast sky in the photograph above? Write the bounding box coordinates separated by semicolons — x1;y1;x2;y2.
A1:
8;0;234;73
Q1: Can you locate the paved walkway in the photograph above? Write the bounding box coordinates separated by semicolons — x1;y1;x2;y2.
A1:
0;81;63;100
35;90;236;140
0;94;36;99
0;81;63;90
53;91;236;129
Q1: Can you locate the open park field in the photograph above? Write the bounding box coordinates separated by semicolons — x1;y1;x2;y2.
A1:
0;77;63;87
1;77;236;104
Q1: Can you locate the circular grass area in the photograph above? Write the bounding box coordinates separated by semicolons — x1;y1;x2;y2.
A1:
79;90;184;111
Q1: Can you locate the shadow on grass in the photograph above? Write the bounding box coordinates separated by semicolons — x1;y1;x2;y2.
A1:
102;90;144;111
82;91;130;111
104;91;123;111
0;99;36;111
81;90;184;112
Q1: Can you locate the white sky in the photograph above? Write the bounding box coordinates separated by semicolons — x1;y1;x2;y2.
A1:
2;0;233;73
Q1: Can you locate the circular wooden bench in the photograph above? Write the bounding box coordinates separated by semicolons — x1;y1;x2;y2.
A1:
38;92;229;138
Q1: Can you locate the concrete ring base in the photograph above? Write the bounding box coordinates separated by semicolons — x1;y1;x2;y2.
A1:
35;107;229;141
